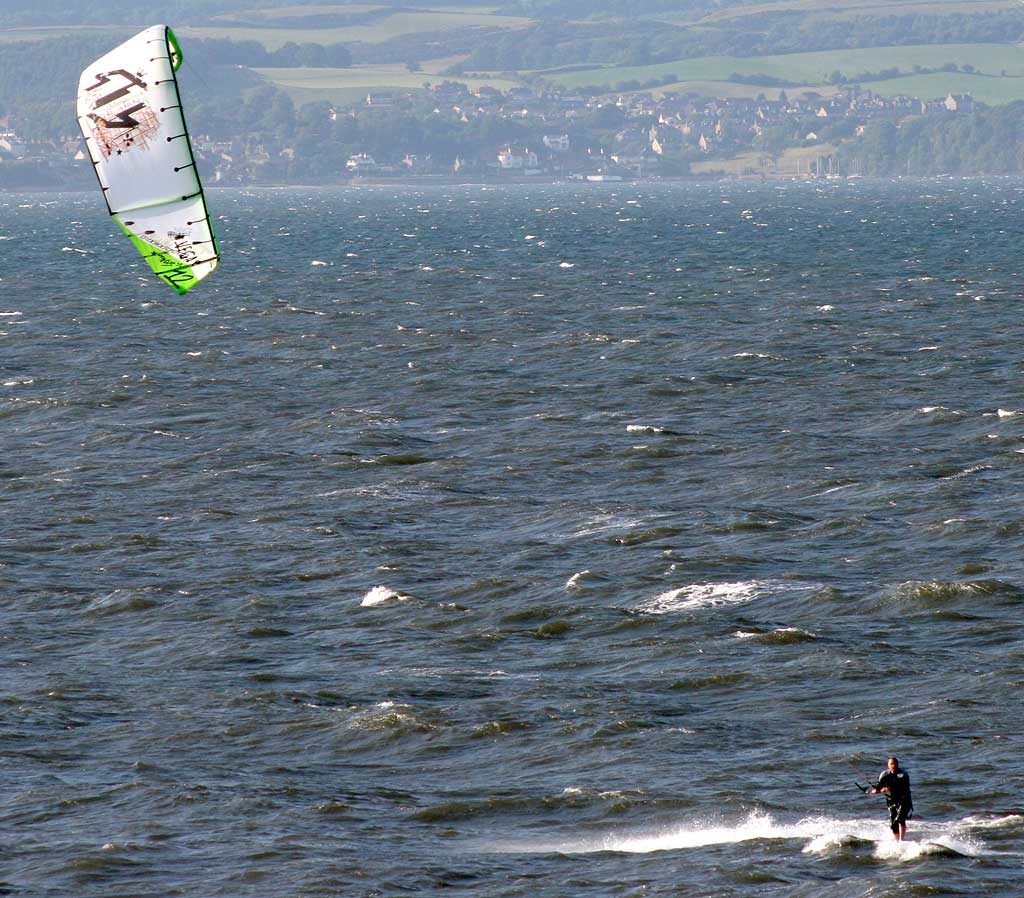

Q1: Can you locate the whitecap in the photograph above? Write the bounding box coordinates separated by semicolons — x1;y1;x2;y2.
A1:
361;585;409;607
641;580;820;615
736;626;817;643
961;813;1023;829
559;262;575;268
348;701;432;733
565;570;613;590
640;581;762;614
940;463;992;480
571;513;647;538
565;570;591;590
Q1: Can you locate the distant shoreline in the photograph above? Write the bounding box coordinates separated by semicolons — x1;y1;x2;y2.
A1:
2;171;1017;195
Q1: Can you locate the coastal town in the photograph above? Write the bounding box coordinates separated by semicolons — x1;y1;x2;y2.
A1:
0;80;981;186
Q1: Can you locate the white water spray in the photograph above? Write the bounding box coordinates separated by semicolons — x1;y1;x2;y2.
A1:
489;810;1013;860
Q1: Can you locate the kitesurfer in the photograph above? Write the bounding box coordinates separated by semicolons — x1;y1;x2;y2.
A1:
871;756;913;841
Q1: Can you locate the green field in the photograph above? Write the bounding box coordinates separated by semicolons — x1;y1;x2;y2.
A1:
0;25;128;43
254;64;522;105
416;3;504;11
210;2;505;18
209;3;388;22
868;70;1024;104
177;11;532;49
690;143;839;176
0;8;532;48
644;0;1018;28
693;0;1021;22
535;43;1024;93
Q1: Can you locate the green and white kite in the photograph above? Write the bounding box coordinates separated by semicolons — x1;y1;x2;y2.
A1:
77;25;219;294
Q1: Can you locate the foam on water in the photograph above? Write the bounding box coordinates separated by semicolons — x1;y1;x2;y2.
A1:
640;580;764;613
641;578;827;614
360;585;409;607
496;810;998;860
732;626;818;643
565;569;603;590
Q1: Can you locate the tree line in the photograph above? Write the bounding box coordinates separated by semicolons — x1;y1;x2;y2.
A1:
0;0;258;27
455;12;1024;74
840;102;1024;176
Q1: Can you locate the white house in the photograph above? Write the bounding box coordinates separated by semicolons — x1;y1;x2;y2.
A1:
0;134;28;159
543;134;570;152
497;145;539;170
346;153;379;174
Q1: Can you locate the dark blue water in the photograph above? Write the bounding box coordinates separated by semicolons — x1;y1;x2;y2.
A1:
3;180;1024;896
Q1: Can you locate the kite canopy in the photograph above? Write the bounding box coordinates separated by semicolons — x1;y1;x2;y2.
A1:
77;25;219;294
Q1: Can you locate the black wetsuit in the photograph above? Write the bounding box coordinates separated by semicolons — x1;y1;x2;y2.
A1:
876;768;913;833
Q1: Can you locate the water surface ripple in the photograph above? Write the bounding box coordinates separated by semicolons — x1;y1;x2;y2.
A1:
2;180;1024;896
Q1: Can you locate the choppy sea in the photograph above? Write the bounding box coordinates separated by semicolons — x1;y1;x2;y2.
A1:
3;179;1024;897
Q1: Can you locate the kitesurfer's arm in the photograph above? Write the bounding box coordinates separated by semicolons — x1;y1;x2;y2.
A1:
870;771;893;795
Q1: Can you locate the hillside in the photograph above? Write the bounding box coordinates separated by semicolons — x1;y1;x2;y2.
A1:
3;0;1024;182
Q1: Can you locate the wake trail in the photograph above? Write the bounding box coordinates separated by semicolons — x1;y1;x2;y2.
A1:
487;810;1022;860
